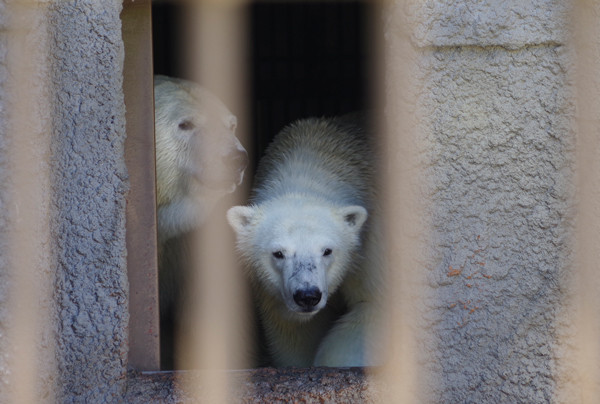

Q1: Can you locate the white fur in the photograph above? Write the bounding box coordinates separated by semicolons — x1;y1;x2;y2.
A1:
154;75;248;368
227;116;385;367
154;75;247;243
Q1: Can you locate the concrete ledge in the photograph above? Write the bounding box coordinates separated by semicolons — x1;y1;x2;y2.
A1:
388;0;570;49
126;367;381;403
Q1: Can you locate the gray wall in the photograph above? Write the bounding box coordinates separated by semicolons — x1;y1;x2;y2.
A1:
0;1;128;403
385;1;580;402
0;0;594;403
48;2;129;402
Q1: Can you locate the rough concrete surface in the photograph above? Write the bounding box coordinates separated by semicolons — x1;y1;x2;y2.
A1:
386;1;578;402
126;368;381;403
46;1;129;403
404;0;570;49
419;44;574;403
0;0;128;402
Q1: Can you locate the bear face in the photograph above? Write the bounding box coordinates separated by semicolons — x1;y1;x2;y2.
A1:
154;75;248;241
228;198;367;320
154;75;247;206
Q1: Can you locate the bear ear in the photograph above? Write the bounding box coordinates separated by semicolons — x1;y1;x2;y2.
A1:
338;205;368;231
227;206;257;234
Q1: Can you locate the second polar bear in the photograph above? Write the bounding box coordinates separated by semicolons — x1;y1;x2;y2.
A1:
227;116;385;367
154;75;248;368
154;75;248;243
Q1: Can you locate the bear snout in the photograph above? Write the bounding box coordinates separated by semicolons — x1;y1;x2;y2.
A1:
293;287;322;310
224;147;249;176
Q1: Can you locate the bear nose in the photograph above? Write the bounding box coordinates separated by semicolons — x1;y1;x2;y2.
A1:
293;287;322;309
224;148;249;172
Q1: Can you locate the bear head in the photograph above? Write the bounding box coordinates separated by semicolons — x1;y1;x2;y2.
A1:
154;75;248;207
227;198;367;320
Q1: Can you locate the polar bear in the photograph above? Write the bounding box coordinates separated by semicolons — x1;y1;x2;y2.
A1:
154;75;248;243
227;115;384;367
154;75;248;368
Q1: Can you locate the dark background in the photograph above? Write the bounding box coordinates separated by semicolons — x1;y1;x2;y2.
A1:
151;1;372;167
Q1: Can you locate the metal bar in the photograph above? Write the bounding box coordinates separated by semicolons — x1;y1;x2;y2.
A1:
4;1;54;402
376;0;424;400
181;1;251;401
122;0;160;371
570;0;600;401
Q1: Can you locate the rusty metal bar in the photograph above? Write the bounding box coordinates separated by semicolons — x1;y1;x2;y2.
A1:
122;0;160;371
570;0;600;401
181;0;251;401
375;0;425;401
5;1;54;402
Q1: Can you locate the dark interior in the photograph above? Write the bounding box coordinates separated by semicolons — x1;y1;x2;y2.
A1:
151;0;371;369
152;0;371;166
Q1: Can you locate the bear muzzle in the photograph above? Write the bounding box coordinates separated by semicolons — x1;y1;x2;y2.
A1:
225;147;249;187
194;147;249;190
293;287;322;312
285;258;328;313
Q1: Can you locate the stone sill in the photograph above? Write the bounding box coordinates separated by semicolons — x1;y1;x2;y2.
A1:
126;367;380;403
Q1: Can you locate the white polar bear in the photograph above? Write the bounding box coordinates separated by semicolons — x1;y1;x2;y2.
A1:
154;75;248;243
227;116;384;367
154;75;248;368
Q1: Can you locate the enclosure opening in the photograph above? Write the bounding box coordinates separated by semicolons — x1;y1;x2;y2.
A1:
153;0;373;165
150;0;375;371
247;1;373;165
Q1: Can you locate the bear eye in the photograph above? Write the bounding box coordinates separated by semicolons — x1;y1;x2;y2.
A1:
323;248;332;257
178;120;195;131
272;251;285;259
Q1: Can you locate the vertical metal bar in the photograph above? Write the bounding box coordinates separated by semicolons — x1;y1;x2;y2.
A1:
122;0;160;371
570;0;600;401
180;0;251;401
376;0;425;401
4;1;53;402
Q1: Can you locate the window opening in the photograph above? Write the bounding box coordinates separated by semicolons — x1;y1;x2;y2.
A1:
145;0;373;371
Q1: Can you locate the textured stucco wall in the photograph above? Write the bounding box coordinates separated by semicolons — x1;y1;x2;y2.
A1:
0;1;128;403
422;46;573;402
47;1;129;402
387;1;579;402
